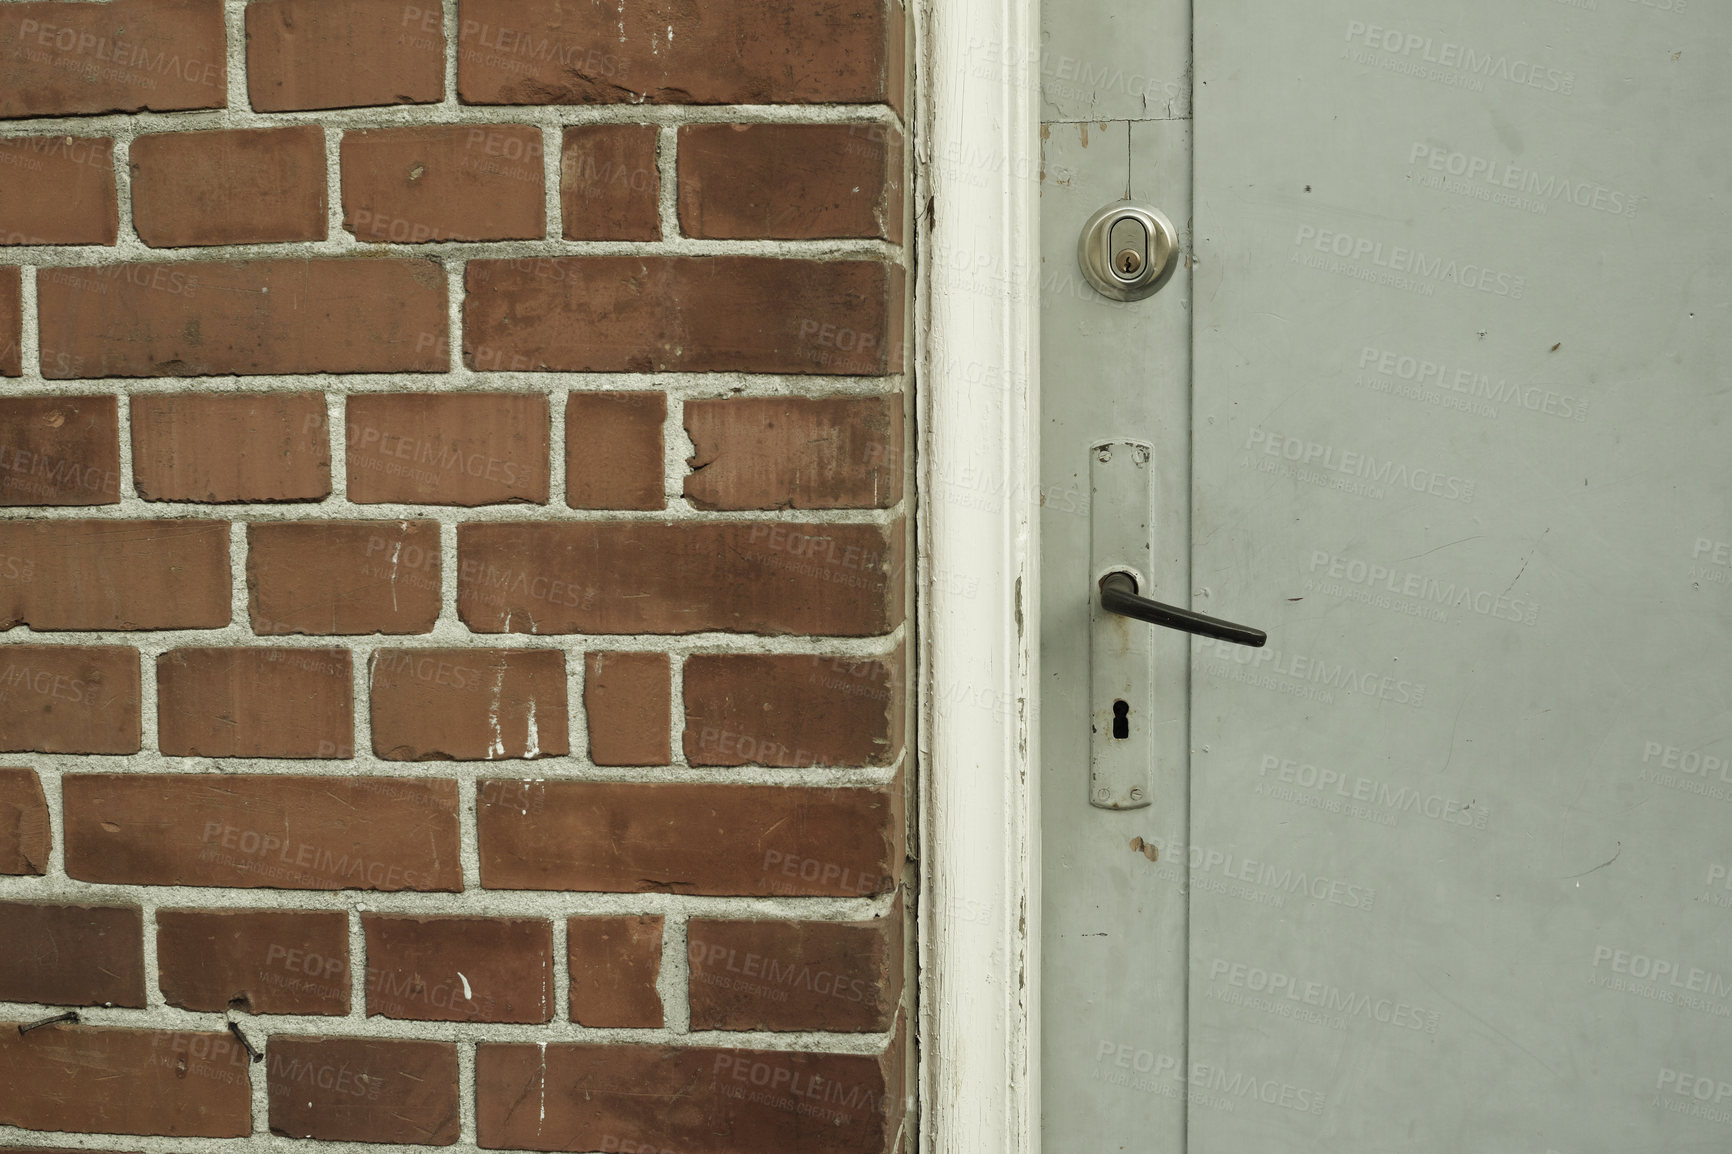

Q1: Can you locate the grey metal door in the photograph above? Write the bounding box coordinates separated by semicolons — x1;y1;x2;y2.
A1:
1041;1;1732;1149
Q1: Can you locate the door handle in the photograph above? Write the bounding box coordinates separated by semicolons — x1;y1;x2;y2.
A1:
1098;572;1267;648
1088;438;1268;810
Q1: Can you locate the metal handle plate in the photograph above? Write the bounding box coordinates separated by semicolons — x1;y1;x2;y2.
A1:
1088;440;1269;812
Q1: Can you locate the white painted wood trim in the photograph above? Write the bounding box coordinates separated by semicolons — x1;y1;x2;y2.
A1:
914;0;1042;1144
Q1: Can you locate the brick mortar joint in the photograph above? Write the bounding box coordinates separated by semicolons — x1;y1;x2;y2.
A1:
0;102;908;140
0;873;902;919
0;1000;901;1047
0;625;910;657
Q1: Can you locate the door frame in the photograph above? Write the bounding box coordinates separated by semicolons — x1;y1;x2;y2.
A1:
915;0;1043;1147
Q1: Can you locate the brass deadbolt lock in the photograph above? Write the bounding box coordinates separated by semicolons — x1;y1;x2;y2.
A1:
1077;202;1179;301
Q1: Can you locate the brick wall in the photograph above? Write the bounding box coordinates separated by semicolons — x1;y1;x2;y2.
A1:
0;0;913;1150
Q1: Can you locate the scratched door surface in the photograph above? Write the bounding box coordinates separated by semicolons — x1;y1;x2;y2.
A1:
1188;3;1732;1151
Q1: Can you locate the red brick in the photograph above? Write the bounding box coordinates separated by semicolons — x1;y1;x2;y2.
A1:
130;126;327;247
157;647;353;759
567;915;663;1027
370;647;567;761
0;519;229;630
344;125;545;243
686;650;904;768
685;395;903;510
476;1043;901;1153
64;773;461;891
688;914;900;1032
458;520;904;636
1;266;19;376
457;0;902;109
0;767;51;874
477;781;901;896
680;124;903;242
583;651;669;766
157;907;350;1015
268;1036;459;1145
347;392;549;506
364;914;554;1023
248;520;442;635
131;392;331;502
566;391;664;510
248;0;445;112
0;1024;251;1137
0;136;118;245
465;257;902;375
0;646;140;754
0;0;226;119
39;259;447;378
0;901;145;1007
0;395;122;506
560;124;659;240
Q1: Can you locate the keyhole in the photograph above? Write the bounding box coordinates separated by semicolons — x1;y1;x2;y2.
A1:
1112;700;1130;739
1116;249;1143;276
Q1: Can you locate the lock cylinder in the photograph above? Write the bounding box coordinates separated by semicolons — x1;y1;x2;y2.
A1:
1108;217;1149;279
1078;201;1179;301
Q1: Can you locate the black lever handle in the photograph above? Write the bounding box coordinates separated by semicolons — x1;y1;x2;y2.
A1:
1099;572;1267;648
